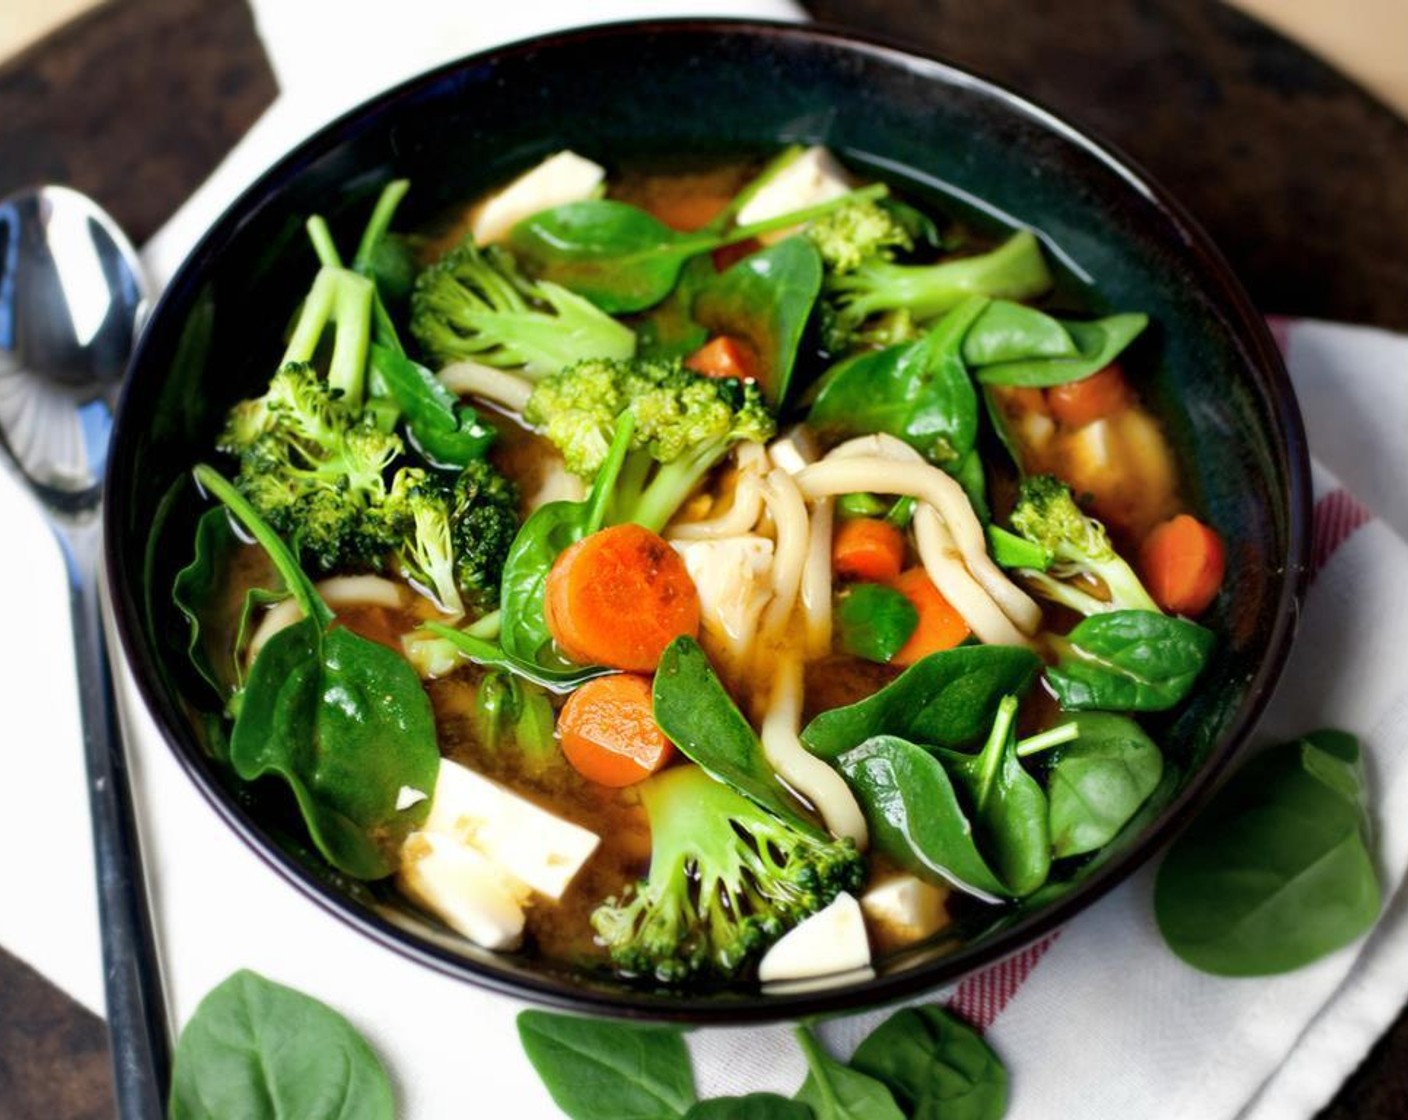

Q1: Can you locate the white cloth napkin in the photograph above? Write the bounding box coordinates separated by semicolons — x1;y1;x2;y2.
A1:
3;3;1407;1117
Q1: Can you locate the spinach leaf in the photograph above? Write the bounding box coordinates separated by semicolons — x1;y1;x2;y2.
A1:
1046;610;1214;711
795;1025;905;1120
693;236;823;405
653;637;823;837
961;299;1077;366
507;186;884;313
803;646;1041;761
850;1005;1007;1120
169;969;393;1120
369;343;495;467
1155;731;1380;976
497;411;632;684
686;1097;813;1120
194;466;439;879
636;254;713;360
973;312;1148;388
937;696;1050;896
836;735;1009;900
1045;713;1163;858
836;583;918;664
809;296;988;469
518;1010;697;1120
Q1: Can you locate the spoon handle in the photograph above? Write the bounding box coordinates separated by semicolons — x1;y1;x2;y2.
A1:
66;526;171;1117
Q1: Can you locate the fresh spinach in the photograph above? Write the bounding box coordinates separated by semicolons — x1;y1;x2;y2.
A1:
973;312;1148;388
850;1006;1007;1120
369;343;495;467
693;236;823;405
937;696;1051;896
686;1097;813;1120
1046;610;1214;711
836;735;1009;900
653;637;823;837
803;646;1041;761
636;254;714;360
507;185;885;313
836;583;918;664
795;1025;905;1120
1044;713;1163;858
809;297;988;470
1155;731;1381;976
193;465;439;879
517;1010;697;1120
169;970;393;1120
960;299;1077;366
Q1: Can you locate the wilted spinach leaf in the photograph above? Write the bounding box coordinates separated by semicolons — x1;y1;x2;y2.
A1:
1046;610;1213;711
973;312;1148;388
1045;713;1163;858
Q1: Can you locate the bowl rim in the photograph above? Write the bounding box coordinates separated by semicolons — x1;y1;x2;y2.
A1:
105;15;1312;1023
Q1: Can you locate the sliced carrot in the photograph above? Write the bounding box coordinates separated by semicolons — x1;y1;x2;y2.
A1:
1046;363;1134;429
833;517;906;584
889;568;970;665
545;523;701;672
684;335;761;382
712;237;762;271
557;673;675;787
1140;513;1225;616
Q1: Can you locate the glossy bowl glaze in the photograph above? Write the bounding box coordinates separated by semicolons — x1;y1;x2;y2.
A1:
106;19;1310;1022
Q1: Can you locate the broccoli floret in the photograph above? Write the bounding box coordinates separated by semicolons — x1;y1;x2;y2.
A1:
591;765;864;983
806;199;914;275
387;461;520;615
523;357;775;532
1009;474;1161;615
219;363;403;570
824;229;1052;353
410;242;636;376
472;670;559;778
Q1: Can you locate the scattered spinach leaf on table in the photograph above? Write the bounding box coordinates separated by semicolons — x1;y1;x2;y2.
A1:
192;465;439;880
1155;730;1381;976
169;969;393;1120
836;583;919;664
1046;610;1214;711
1043;713;1164;858
803;645;1041;760
794;1025;905;1120
937;696;1051;896
836;735;1010;900
686;1096;813;1119
850;1005;1007;1120
518;1010;697;1120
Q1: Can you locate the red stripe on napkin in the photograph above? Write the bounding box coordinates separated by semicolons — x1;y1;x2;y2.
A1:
1310;489;1372;579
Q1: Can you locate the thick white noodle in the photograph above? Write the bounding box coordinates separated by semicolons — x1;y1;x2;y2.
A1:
667;470;764;541
247;575;408;662
795;450;1042;636
437;360;534;413
760;655;868;846
911;504;1031;647
526;458;586;512
758;468;811;647
801;495;834;658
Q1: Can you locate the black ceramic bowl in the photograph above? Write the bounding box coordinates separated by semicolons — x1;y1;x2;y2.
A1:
106;19;1309;1022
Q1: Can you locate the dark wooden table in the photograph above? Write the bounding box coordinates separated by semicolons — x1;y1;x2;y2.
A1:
2;1;1406;1116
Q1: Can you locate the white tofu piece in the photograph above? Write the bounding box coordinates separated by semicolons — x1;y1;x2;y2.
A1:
757;892;871;982
734;146;853;228
673;536;775;648
861;874;948;944
423;759;600;901
397;832;526;951
767;424;820;475
471;151;605;244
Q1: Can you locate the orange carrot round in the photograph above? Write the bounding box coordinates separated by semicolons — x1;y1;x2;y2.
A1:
684;335;761;382
1140;513;1225;616
1047;363;1133;429
889;568;970;665
557;673;675;787
833;517;906;583
545;523;701;672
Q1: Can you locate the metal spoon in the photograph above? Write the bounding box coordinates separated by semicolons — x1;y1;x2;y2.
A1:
0;185;169;1116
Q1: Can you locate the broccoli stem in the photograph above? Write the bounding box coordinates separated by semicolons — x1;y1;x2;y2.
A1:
281;267;375;410
305;216;343;268
706;182;888;253
627;450;719;534
193;464;331;629
353;179;410;273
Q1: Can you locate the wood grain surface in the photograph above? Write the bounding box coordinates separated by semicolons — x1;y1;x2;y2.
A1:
1;0;1406;1116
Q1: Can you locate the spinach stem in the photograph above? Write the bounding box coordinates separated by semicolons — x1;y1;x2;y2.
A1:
352;179;410;273
1017;722;1080;757
977;695;1020;809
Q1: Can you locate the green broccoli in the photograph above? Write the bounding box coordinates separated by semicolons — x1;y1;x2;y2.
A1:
1009;473;1161;615
591;765;864;983
387;461;520;615
523;357;775;532
410;241;637;376
219;363;403;570
805;198;914;275
824;229;1052;353
472;670;559;777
